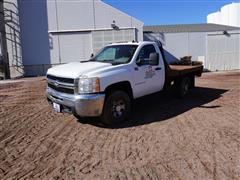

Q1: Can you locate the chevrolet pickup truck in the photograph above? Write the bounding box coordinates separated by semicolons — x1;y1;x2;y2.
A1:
46;41;203;124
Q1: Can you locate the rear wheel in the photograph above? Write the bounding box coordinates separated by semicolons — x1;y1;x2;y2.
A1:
175;77;191;98
190;76;195;88
101;91;131;125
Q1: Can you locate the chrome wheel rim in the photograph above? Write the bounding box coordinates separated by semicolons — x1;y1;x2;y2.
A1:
112;99;126;118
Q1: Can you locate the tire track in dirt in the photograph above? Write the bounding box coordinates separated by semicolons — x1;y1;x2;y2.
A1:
0;72;240;179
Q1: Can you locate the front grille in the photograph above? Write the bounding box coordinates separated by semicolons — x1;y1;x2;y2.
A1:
47;74;75;94
47;74;74;84
48;83;74;94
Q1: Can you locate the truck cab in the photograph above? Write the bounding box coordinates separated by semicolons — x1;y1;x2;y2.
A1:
46;41;203;124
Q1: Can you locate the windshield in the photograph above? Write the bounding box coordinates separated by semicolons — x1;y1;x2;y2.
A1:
92;45;138;65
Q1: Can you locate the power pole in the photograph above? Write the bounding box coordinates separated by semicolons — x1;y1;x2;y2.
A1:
0;0;10;79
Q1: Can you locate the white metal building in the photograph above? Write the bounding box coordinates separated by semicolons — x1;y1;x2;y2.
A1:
144;24;240;71
207;3;240;27
1;1;239;78
2;0;143;77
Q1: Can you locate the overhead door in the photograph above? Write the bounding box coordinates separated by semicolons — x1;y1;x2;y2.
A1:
207;32;240;71
49;29;136;64
49;32;92;64
92;28;136;54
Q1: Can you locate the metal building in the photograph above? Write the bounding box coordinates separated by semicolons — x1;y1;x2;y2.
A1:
1;0;143;78
144;23;240;71
1;1;239;79
0;0;23;79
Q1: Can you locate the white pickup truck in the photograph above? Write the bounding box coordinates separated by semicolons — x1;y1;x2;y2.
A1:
46;41;203;124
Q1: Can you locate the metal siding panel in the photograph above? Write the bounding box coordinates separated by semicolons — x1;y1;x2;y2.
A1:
94;1;143;40
188;33;207;63
46;0;58;31
49;34;60;64
164;33;189;61
207;33;240;71
143;32;207;65
92;29;136;54
94;1;131;29
54;1;94;30
58;32;92;63
137;27;143;41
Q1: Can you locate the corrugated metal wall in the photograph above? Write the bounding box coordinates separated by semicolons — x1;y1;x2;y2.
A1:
144;30;240;71
48;28;136;67
49;32;92;64
18;0;143;76
144;32;206;65
92;28;136;53
207;31;240;71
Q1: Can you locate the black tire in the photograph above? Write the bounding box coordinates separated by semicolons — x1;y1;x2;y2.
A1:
175;77;191;98
101;91;131;125
190;76;195;88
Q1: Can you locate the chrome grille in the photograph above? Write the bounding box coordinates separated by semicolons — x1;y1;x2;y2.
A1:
47;75;75;94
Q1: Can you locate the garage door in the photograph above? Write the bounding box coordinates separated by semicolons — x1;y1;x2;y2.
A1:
49;32;92;64
207;32;240;71
92;28;136;54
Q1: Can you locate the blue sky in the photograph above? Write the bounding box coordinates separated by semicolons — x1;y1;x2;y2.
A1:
104;0;238;25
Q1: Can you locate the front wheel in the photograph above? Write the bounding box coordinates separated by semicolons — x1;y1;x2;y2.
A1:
101;91;131;125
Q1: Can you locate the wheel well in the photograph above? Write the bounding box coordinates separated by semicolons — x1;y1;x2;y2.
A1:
104;81;133;99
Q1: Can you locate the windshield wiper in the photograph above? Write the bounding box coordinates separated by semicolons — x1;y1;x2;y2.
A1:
81;58;96;63
81;59;122;65
97;60;125;65
100;60;119;65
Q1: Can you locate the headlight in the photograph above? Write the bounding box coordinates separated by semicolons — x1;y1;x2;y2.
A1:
78;76;100;94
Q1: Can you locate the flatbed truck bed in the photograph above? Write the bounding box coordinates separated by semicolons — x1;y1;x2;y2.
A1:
167;65;203;78
158;43;203;83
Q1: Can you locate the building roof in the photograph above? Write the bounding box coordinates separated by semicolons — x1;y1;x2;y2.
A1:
143;23;240;33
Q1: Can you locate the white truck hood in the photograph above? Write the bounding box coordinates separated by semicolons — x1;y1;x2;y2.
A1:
47;62;112;78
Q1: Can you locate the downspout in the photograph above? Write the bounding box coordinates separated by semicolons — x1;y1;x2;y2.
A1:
54;0;61;64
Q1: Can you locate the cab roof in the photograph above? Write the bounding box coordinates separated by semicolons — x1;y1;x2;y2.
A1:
107;41;155;46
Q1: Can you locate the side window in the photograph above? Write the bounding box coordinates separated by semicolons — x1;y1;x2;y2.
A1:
137;45;156;62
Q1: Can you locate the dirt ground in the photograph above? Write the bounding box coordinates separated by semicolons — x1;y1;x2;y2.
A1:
0;71;239;179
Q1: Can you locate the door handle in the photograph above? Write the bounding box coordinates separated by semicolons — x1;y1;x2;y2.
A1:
155;67;161;71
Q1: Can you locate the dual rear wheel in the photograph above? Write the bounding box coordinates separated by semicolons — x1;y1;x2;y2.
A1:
174;76;194;98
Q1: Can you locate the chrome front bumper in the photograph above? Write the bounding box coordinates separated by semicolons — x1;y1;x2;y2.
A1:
46;87;105;117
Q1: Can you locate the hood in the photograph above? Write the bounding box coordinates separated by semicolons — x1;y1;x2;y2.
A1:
47;61;112;78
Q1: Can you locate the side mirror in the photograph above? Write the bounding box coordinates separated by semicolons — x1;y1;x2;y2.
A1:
90;53;94;58
149;53;159;66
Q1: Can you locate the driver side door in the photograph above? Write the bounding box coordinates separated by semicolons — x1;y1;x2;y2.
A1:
133;44;163;98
